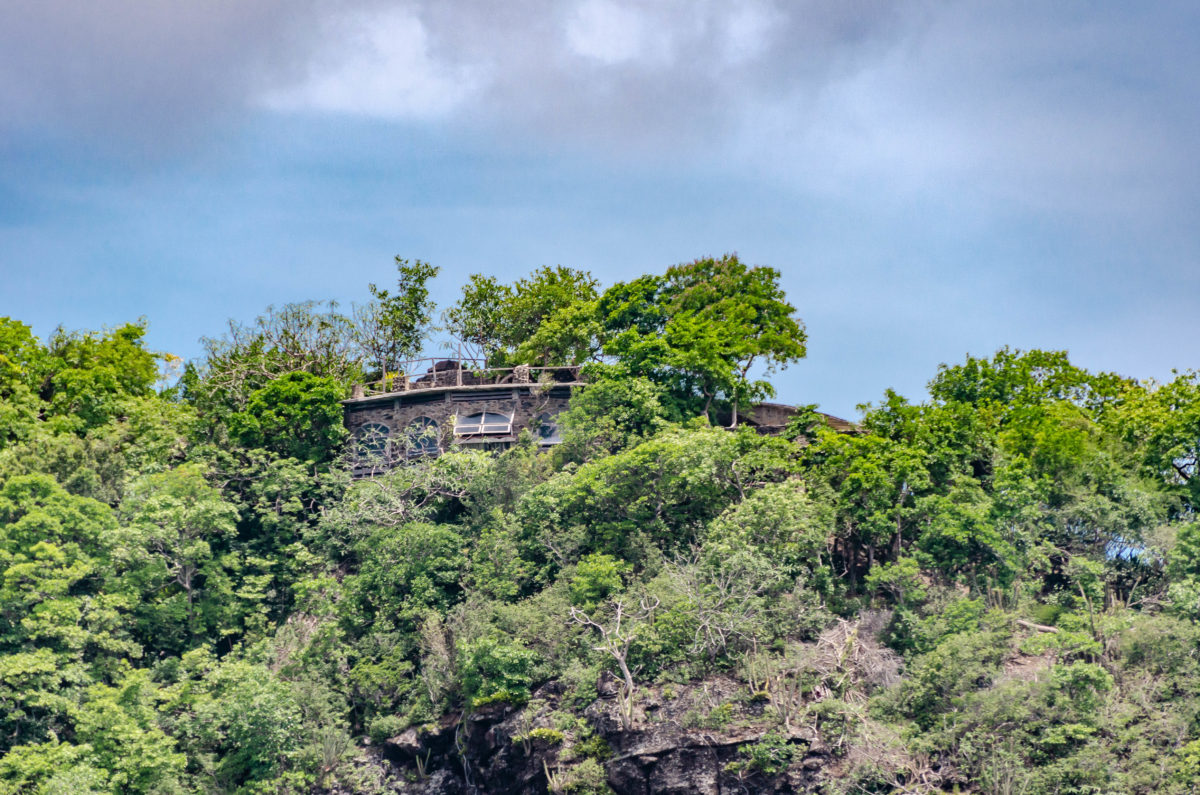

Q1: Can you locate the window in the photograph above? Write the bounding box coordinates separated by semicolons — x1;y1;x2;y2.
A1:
404;417;440;457
355;422;391;464
454;411;513;436
534;412;562;446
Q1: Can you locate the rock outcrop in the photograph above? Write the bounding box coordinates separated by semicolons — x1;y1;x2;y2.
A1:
376;677;831;794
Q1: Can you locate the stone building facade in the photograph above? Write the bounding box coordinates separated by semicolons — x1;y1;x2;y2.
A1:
342;362;582;474
342;361;853;476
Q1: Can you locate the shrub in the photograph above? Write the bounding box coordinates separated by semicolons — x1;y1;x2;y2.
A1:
741;731;795;775
367;715;406;744
458;637;538;709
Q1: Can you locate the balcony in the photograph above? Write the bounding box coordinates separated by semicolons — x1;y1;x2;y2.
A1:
348;358;585;401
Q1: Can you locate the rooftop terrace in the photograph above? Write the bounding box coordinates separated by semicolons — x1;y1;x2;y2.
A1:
346;359;585;403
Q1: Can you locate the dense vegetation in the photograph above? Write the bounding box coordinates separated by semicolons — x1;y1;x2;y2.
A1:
2;255;1200;793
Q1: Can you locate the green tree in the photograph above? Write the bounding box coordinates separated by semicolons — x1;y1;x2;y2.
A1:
343;522;467;634
599;254;806;421
354;257;440;383
113;467;239;651
445;266;600;365
0;319;46;450
191;301;361;423
227;372;348;465
554;366;672;463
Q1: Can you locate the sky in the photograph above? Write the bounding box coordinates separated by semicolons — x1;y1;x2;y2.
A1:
2;1;1198;418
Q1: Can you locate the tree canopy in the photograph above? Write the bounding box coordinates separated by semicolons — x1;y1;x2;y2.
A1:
4;260;1200;793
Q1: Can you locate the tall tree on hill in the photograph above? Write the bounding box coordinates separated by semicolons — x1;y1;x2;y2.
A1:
444;266;600;366
599;254;807;423
354;257;440;385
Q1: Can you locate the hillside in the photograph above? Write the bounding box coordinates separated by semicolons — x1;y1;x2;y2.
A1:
2;258;1200;794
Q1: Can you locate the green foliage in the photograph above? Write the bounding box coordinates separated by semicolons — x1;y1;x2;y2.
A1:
191;300;363;423
445;266;600;365
367;714;406;744
879;628;1009;728
227;371;347;464
599;254;806;420
458;636;538;708
738;731;795;775
113;467;240;652
344;522;467;633
11;277;1200;793
555;367;672;462
42;322;161;431
518;427;795;567
357;257;440;378
554;757;610;794
569;553;627;612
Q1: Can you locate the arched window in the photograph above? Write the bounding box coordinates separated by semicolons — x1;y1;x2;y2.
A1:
534;412;562;446
454;411;513;436
355;422;391;462
405;417;440;457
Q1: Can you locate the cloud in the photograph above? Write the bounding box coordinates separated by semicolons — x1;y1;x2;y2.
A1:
0;0;338;148
0;1;915;152
262;5;478;118
404;0;917;151
565;1;654;65
3;0;1197;238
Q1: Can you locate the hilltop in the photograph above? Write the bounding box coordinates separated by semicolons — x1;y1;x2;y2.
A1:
2;257;1200;793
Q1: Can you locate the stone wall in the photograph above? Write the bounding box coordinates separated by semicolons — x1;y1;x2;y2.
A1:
344;385;574;462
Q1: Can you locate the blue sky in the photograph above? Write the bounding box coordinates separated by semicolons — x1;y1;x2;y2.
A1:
2;1;1198;418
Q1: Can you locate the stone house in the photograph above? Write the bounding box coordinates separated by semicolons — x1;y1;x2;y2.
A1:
342;360;852;475
342;361;583;475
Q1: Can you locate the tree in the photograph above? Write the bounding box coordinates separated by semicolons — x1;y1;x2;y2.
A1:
227;372;348;465
1115;370;1200;508
0;475;134;751
192;301;361;419
599;254;806;422
444;266;600;365
0;319;46;450
354;257;440;383
927;347;1134;421
36;322;161;432
570;596;659;729
343;522;467;634
114;467;239;650
554;366;672;462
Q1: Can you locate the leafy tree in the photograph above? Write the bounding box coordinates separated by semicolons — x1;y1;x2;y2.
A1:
353;257;440;383
191;301;361;423
517;427;796;569
41;322;161;430
704;479;833;584
599;254;806;421
445;266;600;365
0;319;46;450
927;347;1133;420
227;372;348;465
113;467;239;651
72;667;187;794
343;522;467;634
1116;370;1200;508
554;366;672;463
457;635;538;708
164;651;306;791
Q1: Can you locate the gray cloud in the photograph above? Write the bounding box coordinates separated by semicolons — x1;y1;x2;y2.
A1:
0;1;925;153
0;0;375;148
3;1;1197;276
409;0;923;151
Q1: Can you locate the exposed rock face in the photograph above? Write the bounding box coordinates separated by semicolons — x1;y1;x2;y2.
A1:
380;678;830;795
